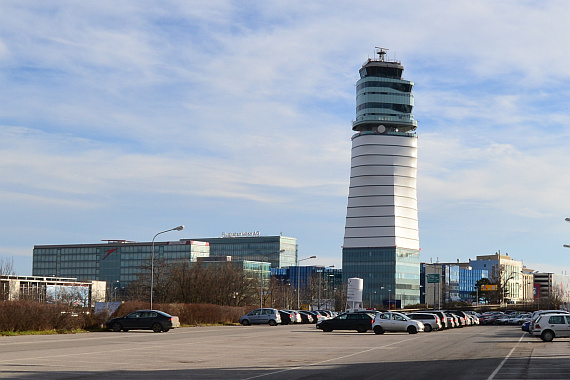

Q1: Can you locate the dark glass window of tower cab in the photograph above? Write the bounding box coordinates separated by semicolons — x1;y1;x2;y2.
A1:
360;65;403;79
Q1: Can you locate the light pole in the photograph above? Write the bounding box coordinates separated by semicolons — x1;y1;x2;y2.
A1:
259;250;285;309
318;265;334;309
297;255;316;309
150;225;184;310
563;218;570;248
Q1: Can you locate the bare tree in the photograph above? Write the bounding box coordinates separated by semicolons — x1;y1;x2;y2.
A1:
0;256;15;276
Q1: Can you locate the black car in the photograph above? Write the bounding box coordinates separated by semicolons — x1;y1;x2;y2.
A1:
298;311;315;324
278;310;294;325
317;312;375;333
106;310;180;332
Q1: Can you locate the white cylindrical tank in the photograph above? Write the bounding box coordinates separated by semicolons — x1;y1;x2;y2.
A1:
347;277;363;303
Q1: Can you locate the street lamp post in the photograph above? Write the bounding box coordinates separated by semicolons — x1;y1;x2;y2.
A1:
318;265;334;309
150;225;184;310
297;255;316;309
259;250;285;309
563;218;570;248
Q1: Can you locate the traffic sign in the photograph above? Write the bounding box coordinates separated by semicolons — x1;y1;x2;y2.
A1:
427;274;440;283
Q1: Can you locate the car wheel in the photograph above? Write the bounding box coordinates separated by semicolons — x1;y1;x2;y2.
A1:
424;324;433;332
321;324;333;332
356;324;367;333
373;325;384;335
407;326;418;334
162;328;170;332
241;319;250;326
268;320;277;326
541;330;555;342
112;322;122;332
152;323;163;333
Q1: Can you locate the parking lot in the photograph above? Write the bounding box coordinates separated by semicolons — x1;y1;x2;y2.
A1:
0;324;569;379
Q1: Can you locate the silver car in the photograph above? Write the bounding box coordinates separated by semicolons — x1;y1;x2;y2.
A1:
406;312;442;332
372;311;424;334
239;308;281;326
531;313;570;342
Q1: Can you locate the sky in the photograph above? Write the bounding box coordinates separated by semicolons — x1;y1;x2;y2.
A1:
1;0;570;277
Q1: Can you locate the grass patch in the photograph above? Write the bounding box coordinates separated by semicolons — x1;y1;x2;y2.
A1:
0;329;91;336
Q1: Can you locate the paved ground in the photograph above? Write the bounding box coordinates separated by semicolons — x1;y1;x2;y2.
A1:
0;324;569;379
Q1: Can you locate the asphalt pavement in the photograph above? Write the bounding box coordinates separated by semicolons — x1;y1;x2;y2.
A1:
0;324;569;379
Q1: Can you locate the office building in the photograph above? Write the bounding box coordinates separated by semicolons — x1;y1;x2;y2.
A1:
342;48;420;308
33;234;296;291
194;234;297;268
470;252;523;304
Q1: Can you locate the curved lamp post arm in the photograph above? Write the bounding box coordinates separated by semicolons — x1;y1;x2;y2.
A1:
150;225;184;310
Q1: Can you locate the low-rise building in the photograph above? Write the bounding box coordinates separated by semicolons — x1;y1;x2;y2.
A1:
0;275;105;307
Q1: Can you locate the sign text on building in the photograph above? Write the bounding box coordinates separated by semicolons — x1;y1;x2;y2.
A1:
221;231;260;238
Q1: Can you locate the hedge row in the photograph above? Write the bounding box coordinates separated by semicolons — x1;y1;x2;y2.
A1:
0;301;254;332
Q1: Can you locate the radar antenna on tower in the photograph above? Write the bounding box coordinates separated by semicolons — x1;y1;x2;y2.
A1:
375;47;388;61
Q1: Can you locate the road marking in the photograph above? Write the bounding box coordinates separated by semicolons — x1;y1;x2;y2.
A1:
486;333;525;380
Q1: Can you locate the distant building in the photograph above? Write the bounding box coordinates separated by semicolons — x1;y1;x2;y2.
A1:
33;235;297;293
470;252;523;304
193;235;297;268
0;275;105;307
534;272;570;309
421;262;488;306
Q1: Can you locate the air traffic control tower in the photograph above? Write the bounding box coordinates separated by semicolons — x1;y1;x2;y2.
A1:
342;48;420;308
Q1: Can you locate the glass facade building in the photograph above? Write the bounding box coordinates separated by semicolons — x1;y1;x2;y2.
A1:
33;235;297;291
459;268;488;302
193;235;297;269
33;240;210;288
342;48;420;308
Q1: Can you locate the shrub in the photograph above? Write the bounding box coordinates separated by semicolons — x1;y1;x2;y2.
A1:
108;301;250;325
0;301;87;332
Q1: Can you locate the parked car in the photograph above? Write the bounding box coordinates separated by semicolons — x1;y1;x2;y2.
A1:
464;311;480;325
448;310;472;326
106;310;180;333
298;311;315;324
372;311;424;334
521;321;530;332
480;312;504;325
239;308;281;326
529;310;570;334
311;310;331;322
317;312;375;333
284;310;302;323
406;312;441;332
531;313;570;342
278;310;294;325
429;311;450;329
507;313;531;325
445;312;461;328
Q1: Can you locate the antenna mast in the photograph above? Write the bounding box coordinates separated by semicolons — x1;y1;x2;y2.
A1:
375;47;388;62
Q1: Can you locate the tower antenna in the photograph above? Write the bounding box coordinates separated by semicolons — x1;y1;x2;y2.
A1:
375;47;388;62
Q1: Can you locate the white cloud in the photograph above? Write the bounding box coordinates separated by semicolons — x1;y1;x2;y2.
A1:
0;0;569;276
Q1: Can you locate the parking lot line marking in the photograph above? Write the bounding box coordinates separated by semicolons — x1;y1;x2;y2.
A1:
242;336;419;380
486;333;525;380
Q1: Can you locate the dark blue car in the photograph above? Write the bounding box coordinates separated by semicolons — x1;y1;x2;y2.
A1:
521;321;530;332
